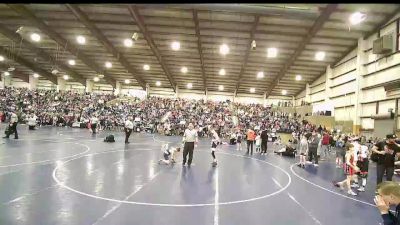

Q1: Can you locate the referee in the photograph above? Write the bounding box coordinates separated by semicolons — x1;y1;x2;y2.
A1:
124;116;133;144
182;123;198;167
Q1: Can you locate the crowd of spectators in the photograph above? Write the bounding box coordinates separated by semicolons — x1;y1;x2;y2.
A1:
1;87;315;139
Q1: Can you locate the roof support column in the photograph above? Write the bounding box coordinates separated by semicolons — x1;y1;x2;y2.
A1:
86;79;94;93
353;37;368;134
305;83;311;104
146;83;150;99
114;81;121;96
175;85;179;99
29;75;38;90
57;77;66;92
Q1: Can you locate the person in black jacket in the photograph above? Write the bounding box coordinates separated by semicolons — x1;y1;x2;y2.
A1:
260;128;268;155
372;134;400;185
375;181;400;225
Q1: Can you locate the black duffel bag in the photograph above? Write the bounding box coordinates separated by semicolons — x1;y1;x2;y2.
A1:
104;134;115;143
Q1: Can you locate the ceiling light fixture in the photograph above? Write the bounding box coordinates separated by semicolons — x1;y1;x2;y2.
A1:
267;47;278;58
181;67;188;73
76;35;86;45
0;55;4;61
219;68;226;76
219;44;229;55
125;79;130;84
218;85;224;91
68;59;76;66
156;81;161;86
124;38;133;47
315;51;326;61
250;88;255;93
143;64;150;71
30;33;41;42
349;12;367;25
171;41;180;51
33;73;40;78
295;75;302;81
187;83;193;89
93;77;99;82
257;71;264;79
63;75;69;80
105;61;112;68
282;90;287;95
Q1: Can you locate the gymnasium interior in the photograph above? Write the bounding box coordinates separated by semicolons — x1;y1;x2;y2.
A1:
1;4;400;225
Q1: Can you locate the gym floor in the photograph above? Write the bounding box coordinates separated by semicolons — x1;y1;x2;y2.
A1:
0;126;391;225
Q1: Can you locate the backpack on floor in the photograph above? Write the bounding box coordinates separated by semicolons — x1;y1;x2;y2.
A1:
104;134;115;143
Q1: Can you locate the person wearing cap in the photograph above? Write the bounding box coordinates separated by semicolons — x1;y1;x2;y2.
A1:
372;134;400;185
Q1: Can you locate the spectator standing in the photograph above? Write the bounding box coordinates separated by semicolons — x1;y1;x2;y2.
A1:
372;134;400;186
308;132;320;167
246;128;256;155
260;128;268;155
320;132;330;160
3;111;18;139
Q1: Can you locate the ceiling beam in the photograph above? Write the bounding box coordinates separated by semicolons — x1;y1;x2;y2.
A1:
0;23;86;85
234;15;260;96
128;5;176;92
265;4;338;98
66;4;146;90
0;46;57;84
7;4;117;88
145;4;320;19
295;5;400;97
192;9;207;94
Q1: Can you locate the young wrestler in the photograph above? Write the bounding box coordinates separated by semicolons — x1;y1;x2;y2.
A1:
158;143;181;165
333;143;360;196
210;126;221;167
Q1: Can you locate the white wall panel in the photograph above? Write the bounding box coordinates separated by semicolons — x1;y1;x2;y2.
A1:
378;99;396;114
361;103;376;117
333;58;356;77
311;83;325;93
331;94;355;108
361;118;374;129
362;87;387;103
364;60;400;87
330;81;357;97
311;92;325;102
331;70;356;87
335;106;355;121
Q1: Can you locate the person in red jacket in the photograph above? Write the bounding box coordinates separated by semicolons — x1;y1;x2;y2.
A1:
320;132;330;160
